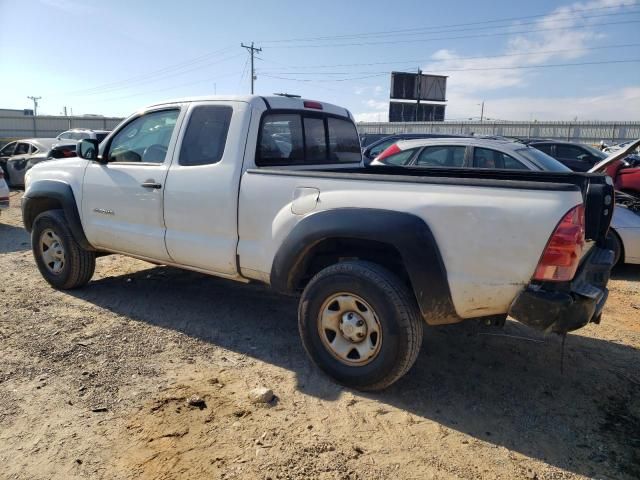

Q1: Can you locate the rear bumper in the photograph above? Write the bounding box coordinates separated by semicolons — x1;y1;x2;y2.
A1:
508;247;614;334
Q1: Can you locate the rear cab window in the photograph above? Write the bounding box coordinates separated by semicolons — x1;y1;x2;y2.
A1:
256;111;360;167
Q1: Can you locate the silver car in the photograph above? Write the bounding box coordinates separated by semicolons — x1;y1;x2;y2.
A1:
56;128;110;142
371;137;640;265
0;139;76;187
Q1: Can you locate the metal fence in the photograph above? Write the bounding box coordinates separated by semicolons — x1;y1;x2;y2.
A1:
357;121;640;145
0;114;124;142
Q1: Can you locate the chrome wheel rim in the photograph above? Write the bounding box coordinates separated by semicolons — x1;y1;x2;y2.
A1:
40;228;65;275
317;293;382;366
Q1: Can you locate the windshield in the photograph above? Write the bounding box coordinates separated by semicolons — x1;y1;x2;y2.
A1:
517;148;571;172
581;144;608;159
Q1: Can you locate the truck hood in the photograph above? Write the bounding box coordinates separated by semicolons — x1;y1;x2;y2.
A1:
588;138;640;173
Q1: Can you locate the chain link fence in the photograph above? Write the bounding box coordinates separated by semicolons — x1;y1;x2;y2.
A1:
357;121;640;145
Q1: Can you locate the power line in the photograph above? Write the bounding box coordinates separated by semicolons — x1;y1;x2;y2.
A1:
261;59;640;81
259;3;639;43
270;9;640;43
257;42;640;71
66;45;235;95
67;52;245;98
266;19;640;49
100;71;240;102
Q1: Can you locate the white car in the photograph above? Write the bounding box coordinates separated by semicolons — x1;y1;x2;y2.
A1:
371;137;640;265
22;94;618;390
606;192;640;265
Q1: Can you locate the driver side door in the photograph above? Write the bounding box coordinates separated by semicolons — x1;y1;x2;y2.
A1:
81;107;183;261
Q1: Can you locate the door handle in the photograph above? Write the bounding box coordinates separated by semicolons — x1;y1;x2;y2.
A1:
141;181;162;189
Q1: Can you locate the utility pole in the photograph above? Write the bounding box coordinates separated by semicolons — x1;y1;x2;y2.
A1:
241;42;262;94
27;96;42;116
415;68;422;122
479;100;485;122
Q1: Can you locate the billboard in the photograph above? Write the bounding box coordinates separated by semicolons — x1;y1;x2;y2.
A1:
389;102;446;122
390;72;447;102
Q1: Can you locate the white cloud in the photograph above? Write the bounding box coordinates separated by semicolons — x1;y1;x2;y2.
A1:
39;0;96;13
354;0;639;121
365;99;388;111
443;86;640;121
355;111;388;122
425;0;634;95
355;88;640;122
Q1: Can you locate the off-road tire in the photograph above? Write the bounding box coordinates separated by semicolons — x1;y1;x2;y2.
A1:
32;209;95;289
298;260;423;391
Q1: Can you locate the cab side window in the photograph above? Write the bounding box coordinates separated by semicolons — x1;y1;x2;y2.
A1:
179;105;232;166
107;109;179;163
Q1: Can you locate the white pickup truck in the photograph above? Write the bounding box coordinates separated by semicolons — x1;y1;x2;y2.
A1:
22;95;615;390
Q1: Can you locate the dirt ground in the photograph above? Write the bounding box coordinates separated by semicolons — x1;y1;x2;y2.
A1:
1;190;639;480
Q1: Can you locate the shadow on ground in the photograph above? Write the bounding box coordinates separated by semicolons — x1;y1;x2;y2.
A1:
0;223;30;254
68;264;640;479
611;263;640;281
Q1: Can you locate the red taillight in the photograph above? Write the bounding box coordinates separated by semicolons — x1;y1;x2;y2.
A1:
375;143;401;162
303;100;323;110
534;204;585;282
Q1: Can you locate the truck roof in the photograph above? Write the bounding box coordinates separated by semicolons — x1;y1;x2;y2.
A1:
146;95;352;119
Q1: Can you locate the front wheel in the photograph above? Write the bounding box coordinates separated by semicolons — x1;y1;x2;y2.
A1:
31;209;96;289
298;261;423;391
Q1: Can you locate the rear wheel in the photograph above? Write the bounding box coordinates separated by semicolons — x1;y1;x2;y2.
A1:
298;261;423;391
32;209;95;289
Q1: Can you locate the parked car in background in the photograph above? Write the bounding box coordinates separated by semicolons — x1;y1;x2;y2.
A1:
525;139;640;196
362;133;467;163
0;170;9;214
524;139;606;172
0;139;76;187
369;137;571;171
371;137;640;265
56;128;110;143
604;139;640;157
603;191;640;265
358;133;389;148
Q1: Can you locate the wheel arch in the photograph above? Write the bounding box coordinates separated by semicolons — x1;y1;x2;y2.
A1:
22;180;94;251
270;208;460;324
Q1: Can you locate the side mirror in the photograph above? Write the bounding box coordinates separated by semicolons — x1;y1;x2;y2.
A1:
77;139;100;161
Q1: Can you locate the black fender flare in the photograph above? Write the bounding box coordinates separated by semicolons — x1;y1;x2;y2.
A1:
270;208;459;323
22;179;94;251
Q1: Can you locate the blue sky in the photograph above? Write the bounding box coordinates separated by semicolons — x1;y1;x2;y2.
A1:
0;0;639;121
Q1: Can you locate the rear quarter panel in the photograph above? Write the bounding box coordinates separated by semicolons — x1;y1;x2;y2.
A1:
238;172;584;318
